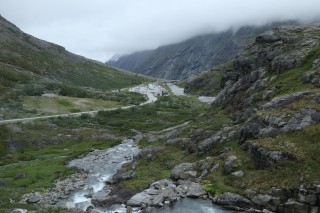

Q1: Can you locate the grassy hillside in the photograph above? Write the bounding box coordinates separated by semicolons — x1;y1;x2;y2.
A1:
0;15;148;119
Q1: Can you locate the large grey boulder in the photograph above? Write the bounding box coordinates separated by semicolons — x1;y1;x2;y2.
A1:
170;163;196;180
178;180;206;198
212;192;253;209
127;191;153;206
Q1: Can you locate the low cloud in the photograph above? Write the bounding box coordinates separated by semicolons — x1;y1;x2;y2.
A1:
1;0;320;61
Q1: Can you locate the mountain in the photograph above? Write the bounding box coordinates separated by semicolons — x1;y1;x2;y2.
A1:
108;22;297;80
180;24;320;211
0;15;146;119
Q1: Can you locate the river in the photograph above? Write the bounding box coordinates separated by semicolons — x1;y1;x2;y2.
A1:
56;137;231;213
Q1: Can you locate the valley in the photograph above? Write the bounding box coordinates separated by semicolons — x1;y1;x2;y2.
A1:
1;9;320;213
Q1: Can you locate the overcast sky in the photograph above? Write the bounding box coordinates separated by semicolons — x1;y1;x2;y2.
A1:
1;0;320;62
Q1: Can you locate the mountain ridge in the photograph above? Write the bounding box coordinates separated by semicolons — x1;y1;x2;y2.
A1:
108;21;297;80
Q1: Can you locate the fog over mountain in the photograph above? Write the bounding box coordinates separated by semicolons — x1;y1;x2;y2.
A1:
1;0;320;61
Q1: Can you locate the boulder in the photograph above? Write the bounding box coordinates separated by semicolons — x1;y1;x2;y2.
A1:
213;192;253;209
112;171;135;183
224;155;239;175
127;191;153;206
75;201;93;211
197;135;221;154
170;163;196;180
150;179;176;190
26;193;42;204
178;180;206;198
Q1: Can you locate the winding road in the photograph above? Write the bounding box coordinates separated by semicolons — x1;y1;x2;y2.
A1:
0;84;160;125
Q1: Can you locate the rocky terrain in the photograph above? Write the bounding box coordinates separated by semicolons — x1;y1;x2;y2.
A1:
108;22;297;80
181;24;320;212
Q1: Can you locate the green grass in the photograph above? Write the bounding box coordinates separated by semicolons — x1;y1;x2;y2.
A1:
265;45;320;98
23;95;120;115
69;95;209;135
0;136;120;211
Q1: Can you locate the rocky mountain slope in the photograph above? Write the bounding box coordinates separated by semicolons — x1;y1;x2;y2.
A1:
175;24;320;212
108;22;296;80
0;15;146;119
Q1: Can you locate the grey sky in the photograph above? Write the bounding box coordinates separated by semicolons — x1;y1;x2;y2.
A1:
1;0;320;62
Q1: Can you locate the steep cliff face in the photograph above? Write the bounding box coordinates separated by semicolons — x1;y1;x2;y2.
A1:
108;22;296;80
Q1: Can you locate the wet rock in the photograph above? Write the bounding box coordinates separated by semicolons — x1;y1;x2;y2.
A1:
170;163;196;180
75;201;93;211
127;191;153;206
212;192;253;209
126;206;133;213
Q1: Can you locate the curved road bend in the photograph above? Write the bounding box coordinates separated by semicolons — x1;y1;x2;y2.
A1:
0;84;159;125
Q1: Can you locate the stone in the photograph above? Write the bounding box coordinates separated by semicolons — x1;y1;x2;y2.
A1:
75;201;93;211
112;171;136;183
170;163;196;180
245;189;257;199
261;91;313;110
15;173;26;180
150;179;175;190
127;192;153;206
252;194;273;206
224;155;238;175
231;171;244;177
282;199;308;213
178;181;206;198
312;58;320;69
212;192;253;208
126;206;133;213
26;193;42;204
298;188;317;205
152;193;165;206
197;135;221;154
163;129;178;140
11;209;28;213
